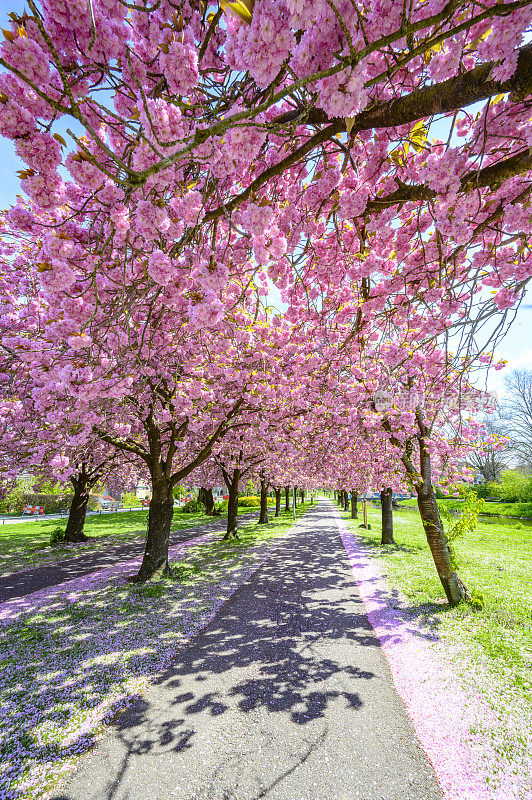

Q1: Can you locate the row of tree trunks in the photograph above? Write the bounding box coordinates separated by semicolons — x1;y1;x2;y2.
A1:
335;489;351;512
335;485;393;543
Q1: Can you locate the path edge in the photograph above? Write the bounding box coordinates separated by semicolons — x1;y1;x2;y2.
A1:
332;502;495;800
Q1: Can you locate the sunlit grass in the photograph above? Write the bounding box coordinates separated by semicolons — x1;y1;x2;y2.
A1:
340;502;532;795
0;507;260;577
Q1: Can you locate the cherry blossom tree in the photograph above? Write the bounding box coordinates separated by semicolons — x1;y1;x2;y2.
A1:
0;0;531;606
0;0;529;337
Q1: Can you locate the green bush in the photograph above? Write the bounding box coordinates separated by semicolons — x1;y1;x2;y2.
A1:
181;499;205;513
49;526;66;546
121;492;142;507
237;495;261;507
215;500;228;513
489;471;532;504
0;486;26;515
0;491;74;515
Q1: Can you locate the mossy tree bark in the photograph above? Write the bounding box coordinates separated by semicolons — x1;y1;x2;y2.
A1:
381;407;470;606
380;488;395;544
397;412;469;606
415;425;469;606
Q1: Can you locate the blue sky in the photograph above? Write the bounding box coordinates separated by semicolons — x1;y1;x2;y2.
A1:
0;0;529;399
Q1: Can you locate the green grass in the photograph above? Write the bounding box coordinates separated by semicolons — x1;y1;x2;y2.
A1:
398;497;532;518
340;502;532;785
0;506;259;577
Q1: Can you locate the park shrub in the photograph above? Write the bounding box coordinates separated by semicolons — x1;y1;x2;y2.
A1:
472;483;491;499
0;486;25;514
0;491;74;515
121;492;142;507
237;495;261;507
488;471;532;503
49;526;66;545
27;493;74;514
181;499;205;513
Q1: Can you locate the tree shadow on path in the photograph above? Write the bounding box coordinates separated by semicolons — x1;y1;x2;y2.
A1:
53;501;443;800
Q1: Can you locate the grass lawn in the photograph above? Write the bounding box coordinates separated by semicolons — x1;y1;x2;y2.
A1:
341;502;532;795
0;507;258;577
398;496;532;519
0;502;312;800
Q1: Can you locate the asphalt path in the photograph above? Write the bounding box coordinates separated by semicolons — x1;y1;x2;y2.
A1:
53;499;442;800
0;515;256;603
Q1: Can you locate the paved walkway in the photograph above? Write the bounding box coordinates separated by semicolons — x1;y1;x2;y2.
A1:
0;515;256;603
53;500;442;800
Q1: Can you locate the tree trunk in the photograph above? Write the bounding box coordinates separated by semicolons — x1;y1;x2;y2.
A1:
198;486;217;515
258;473;269;524
293;485;298;505
223;468;240;539
132;471;174;582
415;481;468;606
285;485;290;512
301;489;305;503
64;475;91;543
350;489;358;519
274;487;282;517
380;488;395;544
343;490;349;512
413;430;469;606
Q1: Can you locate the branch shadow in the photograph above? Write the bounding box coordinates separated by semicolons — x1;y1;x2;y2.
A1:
1;501;441;800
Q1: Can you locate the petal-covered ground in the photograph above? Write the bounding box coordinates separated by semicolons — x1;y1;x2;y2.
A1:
0;506;308;800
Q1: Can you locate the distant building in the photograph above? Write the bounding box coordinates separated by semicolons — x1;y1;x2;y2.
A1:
135;480;151;500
